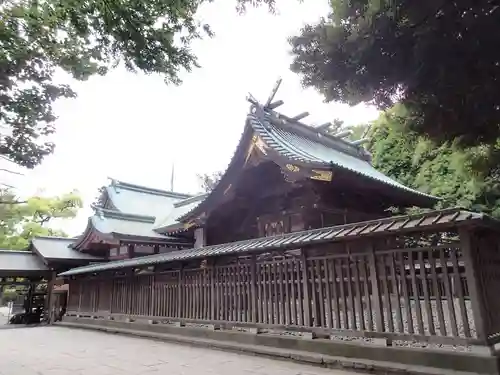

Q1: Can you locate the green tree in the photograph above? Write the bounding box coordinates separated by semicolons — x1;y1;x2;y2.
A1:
289;0;500;148
366;105;500;217
197;171;223;193
0;189;82;249
0;0;276;169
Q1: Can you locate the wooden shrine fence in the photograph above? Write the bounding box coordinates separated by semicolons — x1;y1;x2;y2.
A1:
66;221;500;349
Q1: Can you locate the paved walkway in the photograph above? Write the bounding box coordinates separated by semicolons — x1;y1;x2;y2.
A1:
0;326;351;375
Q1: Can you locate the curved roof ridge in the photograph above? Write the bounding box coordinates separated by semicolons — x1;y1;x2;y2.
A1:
108;177;192;199
91;205;156;223
263;111;370;161
173;193;208;208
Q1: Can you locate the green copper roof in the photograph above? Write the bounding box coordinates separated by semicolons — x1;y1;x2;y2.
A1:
0;250;49;276
91;207;166;239
104;179;192;219
72;207;193;250
154;194;208;232
249;108;437;201
31;237;103;262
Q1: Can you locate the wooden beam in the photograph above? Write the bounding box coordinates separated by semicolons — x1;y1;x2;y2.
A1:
291;112;309;121
265;78;282;108
267;100;284;110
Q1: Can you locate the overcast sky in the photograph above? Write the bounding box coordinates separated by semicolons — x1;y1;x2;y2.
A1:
1;0;379;235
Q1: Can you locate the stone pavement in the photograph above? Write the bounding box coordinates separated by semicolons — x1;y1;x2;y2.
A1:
0;326;352;375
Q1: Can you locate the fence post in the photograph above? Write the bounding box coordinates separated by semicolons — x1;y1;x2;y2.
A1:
210;265;216;320
459;228;489;344
250;254;257;323
368;244;385;332
301;250;312;326
177;265;184;318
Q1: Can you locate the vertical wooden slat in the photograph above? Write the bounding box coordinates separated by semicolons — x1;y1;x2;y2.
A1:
273;262;279;324
267;262;274;324
296;258;304;326
250;256;257;323
345;256;356;330
428;250;446;336
450;248;470;338
178;267;183;318
380;254;393;333
278;261;285;325
262;263;269;324
408;251;424;334
387;253;403;333
315;259;326;327
360;256;373;331
323;259;333;329
398;252;413;334
418;251;434;335
310;260;319;326
369;248;384;332
440;249;458;336
329;259;340;329
290;259;297;325
284;260;291;325
353;257;365;331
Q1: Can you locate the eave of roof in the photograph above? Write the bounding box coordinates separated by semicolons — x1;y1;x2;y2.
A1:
71;207;193;250
30;236;104;262
0;250;49;275
154;193;208;234
59;209;487;277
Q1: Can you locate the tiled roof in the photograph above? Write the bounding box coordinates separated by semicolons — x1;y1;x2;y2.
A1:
154;194;208;232
31;237;104;262
72;207;193;250
104;179;192;219
0;250;49;275
248;109;437;200
59;209;483;277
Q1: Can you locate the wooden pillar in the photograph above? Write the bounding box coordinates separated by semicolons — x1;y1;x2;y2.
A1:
301;250;312;326
459;228;489;343
45;271;57;324
127;244;135;258
368;244;385;332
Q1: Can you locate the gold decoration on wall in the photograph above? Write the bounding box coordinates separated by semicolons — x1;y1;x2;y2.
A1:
285;164;300;173
310;170;333;181
183;221;197;229
254;136;268;155
223;184;232;195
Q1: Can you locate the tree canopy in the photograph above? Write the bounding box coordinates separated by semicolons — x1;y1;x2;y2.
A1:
289;0;500;148
366;105;500;217
0;189;82;249
0;0;276;169
197;171;223;193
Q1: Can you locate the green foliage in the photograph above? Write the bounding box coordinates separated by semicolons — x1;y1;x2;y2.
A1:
197;171;223;193
0;189;82;249
289;0;500;147
0;0;277;168
366;105;500;217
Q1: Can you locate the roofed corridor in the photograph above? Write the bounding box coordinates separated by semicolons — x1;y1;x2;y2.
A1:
0;326;352;375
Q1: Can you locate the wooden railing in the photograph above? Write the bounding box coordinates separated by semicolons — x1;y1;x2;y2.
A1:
66;225;500;349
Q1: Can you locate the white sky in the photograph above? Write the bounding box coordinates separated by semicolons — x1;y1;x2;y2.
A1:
1;0;379;236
